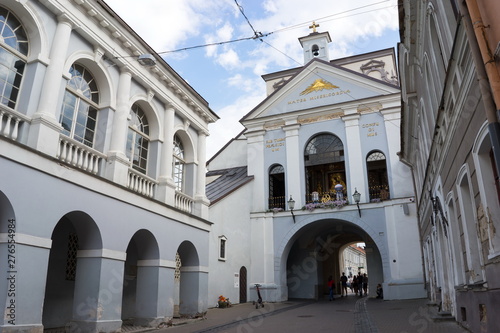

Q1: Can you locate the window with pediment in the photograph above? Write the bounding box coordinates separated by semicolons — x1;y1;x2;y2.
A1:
59;64;99;147
126;104;149;174
0;7;28;109
304;133;346;203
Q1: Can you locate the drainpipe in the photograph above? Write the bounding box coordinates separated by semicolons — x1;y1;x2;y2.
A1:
460;0;500;179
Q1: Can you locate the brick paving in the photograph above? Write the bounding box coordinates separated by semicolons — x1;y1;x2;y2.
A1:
146;295;470;333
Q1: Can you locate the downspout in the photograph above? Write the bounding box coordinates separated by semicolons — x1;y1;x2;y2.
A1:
460;0;500;178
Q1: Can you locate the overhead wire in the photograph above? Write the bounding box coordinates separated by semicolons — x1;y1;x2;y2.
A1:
158;0;398;54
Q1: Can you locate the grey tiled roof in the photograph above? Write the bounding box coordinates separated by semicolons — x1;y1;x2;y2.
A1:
206;166;253;205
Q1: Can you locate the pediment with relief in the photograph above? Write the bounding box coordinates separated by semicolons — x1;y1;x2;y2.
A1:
244;62;399;121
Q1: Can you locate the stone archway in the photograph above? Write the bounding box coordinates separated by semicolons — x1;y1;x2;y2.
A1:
42;211;103;331
284;219;383;300
275;213;388;302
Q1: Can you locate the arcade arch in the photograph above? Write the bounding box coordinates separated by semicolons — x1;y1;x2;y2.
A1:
42;211;103;330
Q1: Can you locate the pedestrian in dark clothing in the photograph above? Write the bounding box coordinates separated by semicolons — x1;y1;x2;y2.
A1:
340;272;348;297
352;275;358;295
327;276;335;301
362;273;368;296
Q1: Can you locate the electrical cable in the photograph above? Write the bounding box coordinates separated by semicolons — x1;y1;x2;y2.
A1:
158;0;399;54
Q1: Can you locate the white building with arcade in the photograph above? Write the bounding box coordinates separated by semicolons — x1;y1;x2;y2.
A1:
0;0;217;332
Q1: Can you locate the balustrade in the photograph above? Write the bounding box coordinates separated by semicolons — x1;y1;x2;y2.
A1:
175;191;193;213
0;107;28;141
127;169;157;198
57;136;106;174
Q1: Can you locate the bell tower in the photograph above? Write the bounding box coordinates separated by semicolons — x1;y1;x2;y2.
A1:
299;21;332;64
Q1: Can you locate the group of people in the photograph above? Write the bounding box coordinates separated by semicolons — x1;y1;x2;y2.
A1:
342;272;368;297
327;272;370;300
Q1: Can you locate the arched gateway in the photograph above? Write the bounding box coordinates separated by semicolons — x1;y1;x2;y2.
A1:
275;213;387;301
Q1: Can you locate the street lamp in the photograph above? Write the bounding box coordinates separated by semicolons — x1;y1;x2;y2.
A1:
352;188;361;217
288;195;296;223
137;54;157;66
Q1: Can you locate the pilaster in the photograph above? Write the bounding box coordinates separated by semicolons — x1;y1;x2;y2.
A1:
343;113;367;202
246;129;266;212
284;123;302;208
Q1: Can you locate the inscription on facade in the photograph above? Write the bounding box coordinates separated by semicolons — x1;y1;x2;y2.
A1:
362;122;380;137
287;90;352;105
266;138;285;152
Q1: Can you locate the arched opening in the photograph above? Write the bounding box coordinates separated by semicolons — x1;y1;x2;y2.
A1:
121;229;160;328
366;151;390;201
239;266;247;303
284;219;382;300
42;211;102;330
304;133;346;204
311;44;320;57
176;241;202;316
268;164;285;209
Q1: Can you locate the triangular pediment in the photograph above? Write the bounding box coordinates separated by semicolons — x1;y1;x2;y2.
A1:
242;59;399;121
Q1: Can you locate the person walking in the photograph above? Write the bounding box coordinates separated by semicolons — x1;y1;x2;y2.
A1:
352;275;358;296
362;273;368;296
327;276;335;301
340;272;348;297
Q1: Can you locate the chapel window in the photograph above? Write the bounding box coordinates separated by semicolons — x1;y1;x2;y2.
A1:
59;64;99;147
126;104;149;174
304;133;346;203
0;7;28;109
268;164;285;210
366;151;390;201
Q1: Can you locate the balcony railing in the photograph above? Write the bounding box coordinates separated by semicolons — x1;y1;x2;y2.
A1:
0;107;29;141
305;191;347;204
127;168;157;198
57;136;106;175
175;191;193;213
368;185;390;202
268;195;286;210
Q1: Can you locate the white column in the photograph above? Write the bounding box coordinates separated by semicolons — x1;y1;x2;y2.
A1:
193;130;210;219
36;15;73;119
284;123;302;208
109;68;132;156
159;105;175;182
246;130;266;212
343;113;367;202
104;68;132;186
27;15;73;156
157;105;176;203
195;131;208;199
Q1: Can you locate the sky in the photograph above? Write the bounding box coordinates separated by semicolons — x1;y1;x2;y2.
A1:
103;0;401;159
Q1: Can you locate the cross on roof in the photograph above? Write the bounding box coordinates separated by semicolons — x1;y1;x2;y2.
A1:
309;21;320;33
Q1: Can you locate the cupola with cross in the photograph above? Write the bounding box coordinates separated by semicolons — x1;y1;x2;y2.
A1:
299;21;332;64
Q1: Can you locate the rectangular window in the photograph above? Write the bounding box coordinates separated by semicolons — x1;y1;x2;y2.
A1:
219;236;227;261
